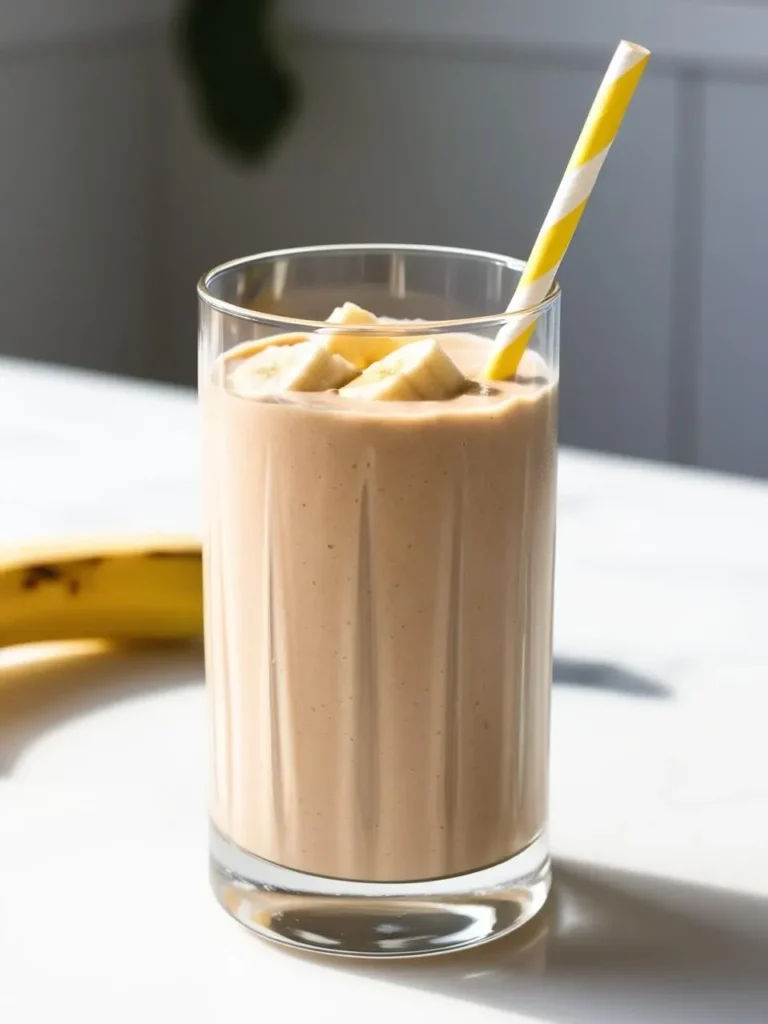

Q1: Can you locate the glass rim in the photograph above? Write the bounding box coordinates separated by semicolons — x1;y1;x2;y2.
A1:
197;243;561;333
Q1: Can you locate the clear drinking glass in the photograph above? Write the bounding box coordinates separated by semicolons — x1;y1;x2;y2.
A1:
199;244;560;958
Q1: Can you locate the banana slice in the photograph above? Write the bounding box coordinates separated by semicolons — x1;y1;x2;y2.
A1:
231;341;359;395
224;332;310;363
339;339;465;401
322;302;402;369
328;301;377;328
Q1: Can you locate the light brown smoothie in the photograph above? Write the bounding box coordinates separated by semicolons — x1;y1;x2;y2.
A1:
203;334;557;883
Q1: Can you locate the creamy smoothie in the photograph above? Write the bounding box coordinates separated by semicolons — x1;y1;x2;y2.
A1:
203;326;557;883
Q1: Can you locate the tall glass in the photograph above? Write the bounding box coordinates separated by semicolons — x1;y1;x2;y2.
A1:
199;244;560;957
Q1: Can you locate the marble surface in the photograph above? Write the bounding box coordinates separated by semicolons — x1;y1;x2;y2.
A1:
1;356;767;1023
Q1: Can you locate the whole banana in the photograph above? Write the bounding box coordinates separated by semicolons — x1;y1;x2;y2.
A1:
0;538;203;648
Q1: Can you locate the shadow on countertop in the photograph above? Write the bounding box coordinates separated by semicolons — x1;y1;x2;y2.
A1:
0;640;202;775
318;861;768;1023
554;657;672;699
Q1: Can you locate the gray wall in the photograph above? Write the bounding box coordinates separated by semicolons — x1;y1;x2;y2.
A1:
1;0;767;477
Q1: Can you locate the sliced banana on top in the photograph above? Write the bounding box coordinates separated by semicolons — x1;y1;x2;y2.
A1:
328;301;377;328
231;340;359;396
339;339;466;401
225;331;310;364
322;302;403;369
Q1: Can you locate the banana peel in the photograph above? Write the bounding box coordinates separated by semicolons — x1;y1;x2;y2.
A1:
0;538;203;649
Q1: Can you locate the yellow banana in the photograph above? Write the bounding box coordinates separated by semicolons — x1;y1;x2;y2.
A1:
0;538;203;648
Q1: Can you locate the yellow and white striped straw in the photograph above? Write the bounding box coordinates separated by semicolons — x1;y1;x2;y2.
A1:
484;40;651;381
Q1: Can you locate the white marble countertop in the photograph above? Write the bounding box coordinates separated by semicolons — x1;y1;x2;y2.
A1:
1;357;767;1023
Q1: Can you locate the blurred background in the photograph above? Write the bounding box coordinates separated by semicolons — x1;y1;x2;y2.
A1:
1;0;766;477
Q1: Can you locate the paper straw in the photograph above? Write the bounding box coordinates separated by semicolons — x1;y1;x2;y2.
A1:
483;40;651;381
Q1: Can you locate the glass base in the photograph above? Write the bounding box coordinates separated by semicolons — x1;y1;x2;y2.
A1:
210;824;551;959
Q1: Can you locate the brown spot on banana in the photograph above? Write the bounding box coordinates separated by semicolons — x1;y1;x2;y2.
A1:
21;565;63;589
144;550;199;559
